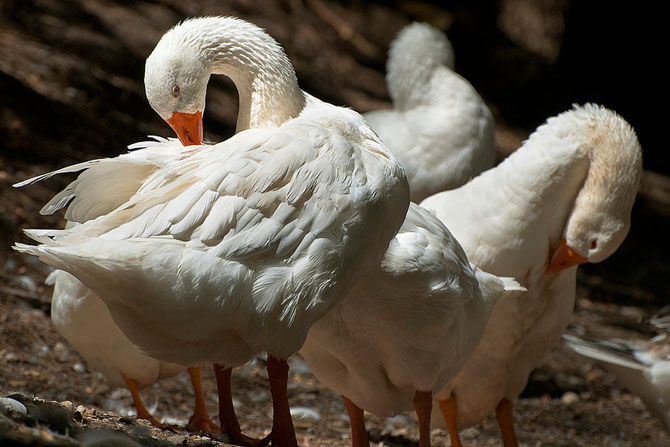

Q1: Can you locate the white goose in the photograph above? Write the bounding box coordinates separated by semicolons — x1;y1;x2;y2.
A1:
14;16;409;447
41;141;217;432
49;269;218;431
420;104;642;446
300;202;524;447
363;22;495;203
564;321;670;433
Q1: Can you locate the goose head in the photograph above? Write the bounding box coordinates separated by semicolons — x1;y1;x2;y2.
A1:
144;17;305;146
385;22;454;108
547;104;642;272
145;26;209;146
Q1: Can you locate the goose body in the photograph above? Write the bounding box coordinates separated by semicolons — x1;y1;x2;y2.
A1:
49;268;185;389
564;319;670;433
364;23;495;202
300;202;524;446
420;104;642;444
40;140;216;430
15;16;409;446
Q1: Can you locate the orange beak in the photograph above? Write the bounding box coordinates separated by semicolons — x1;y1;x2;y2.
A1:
166;111;203;146
547;238;588;272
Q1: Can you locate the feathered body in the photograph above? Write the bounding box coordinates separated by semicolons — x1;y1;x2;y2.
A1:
49;269;186;389
564;330;670;432
364;23;495;202
420;104;642;428
15;18;409;373
301;203;524;417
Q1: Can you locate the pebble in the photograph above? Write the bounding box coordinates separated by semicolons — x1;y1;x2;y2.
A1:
2;352;18;362
0;396;28;417
60;400;75;411
110;388;131;400
290;406;320;422
382;414;410;435
14;275;38;292
53;342;70;362
561;391;579;405
3;258;17;272
248;390;268;402
36;344;50;357
288;356;312;374
72;362;87;373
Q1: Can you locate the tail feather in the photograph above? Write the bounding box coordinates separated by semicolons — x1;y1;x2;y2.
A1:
473;266;526;309
498;275;526;293
22;229;64;245
12;160;101;188
563;333;646;371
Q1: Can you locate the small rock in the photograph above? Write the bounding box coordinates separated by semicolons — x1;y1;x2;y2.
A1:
288;356;312;374
561;391;579;405
73;362;87;373
2;352;18;362
15;275;38;292
53;342;70;362
59;400;75;412
110;388;131;400
382;414;410;435
290;406;320;428
248;390;268;402
3;258;17;272
0;396;28;417
35;344;50;357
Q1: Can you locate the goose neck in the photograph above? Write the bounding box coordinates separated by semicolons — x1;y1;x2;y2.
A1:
202;22;306;131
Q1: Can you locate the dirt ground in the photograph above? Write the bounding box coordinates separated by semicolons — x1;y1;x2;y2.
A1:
1;253;670;446
2;1;670;446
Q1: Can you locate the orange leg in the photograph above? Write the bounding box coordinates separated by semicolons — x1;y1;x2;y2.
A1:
121;373;163;427
266;355;298;447
437;393;462;447
186;366;220;433
342;395;369;447
413;390;433;447
496;398;519;447
212;363;269;447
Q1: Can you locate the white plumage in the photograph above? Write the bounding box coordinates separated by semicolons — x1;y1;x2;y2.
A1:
564;321;670;433
14;17;409;447
420;104;642;446
300;202;524;446
48;268;186;390
364;22;495;202
33;139;217;430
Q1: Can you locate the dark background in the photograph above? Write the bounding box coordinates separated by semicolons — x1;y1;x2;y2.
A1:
2;0;668;305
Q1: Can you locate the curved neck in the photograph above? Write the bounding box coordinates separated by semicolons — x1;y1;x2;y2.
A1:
472;134;591;239
198;20;306;132
387;62;437;109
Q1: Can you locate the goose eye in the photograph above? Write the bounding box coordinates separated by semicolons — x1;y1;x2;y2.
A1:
590;239;598;250
172;85;180;97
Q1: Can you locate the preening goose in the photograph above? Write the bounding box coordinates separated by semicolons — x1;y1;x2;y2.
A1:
363;22;495;203
420;104;642;447
26;139;217;432
300;202;524;447
15;16;409;447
